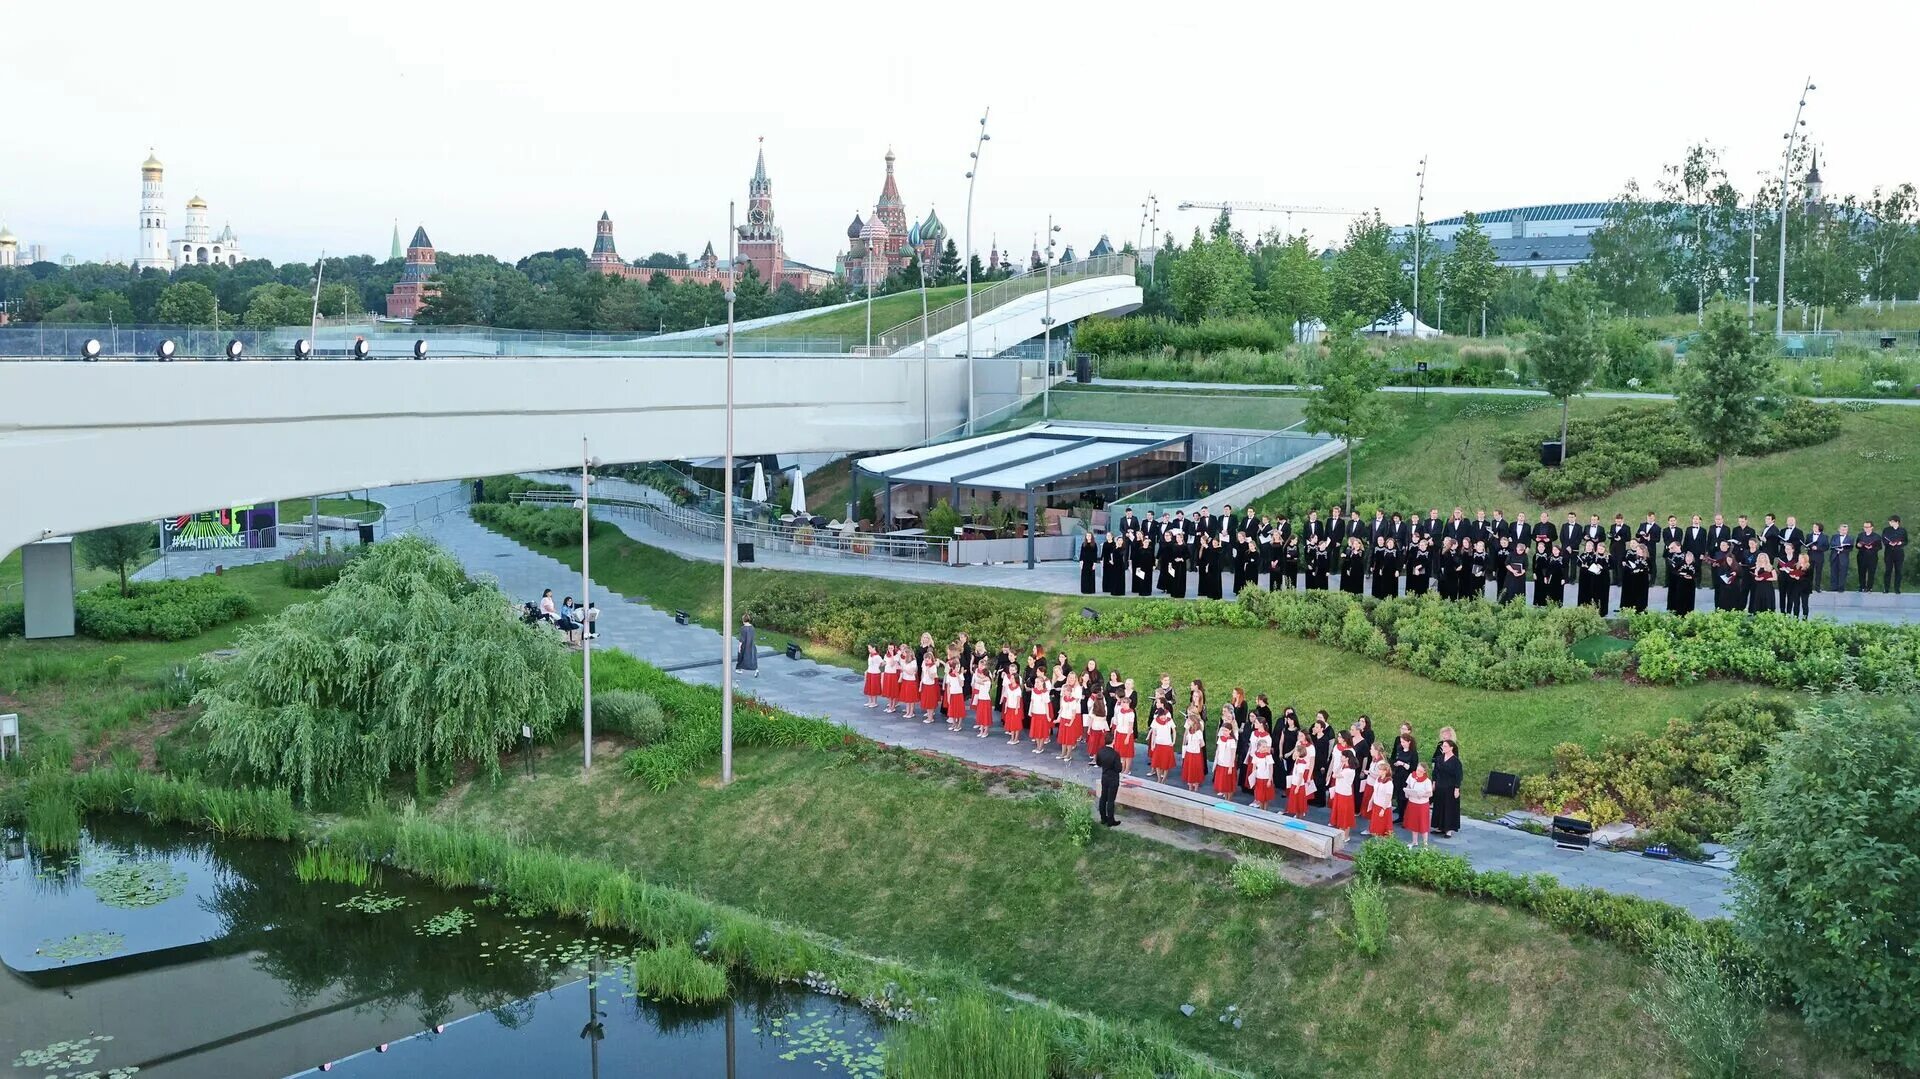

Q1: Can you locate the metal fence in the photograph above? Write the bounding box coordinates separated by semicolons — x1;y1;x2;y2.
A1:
513;490;953;564
377;484;475;538
873;255;1137;354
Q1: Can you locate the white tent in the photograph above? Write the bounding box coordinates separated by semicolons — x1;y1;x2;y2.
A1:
1361;311;1442;338
750;461;767;503
789;468;808;515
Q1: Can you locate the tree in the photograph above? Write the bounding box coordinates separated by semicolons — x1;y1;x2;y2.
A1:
1528;277;1601;463
936;239;962;285
1659;142;1727;324
1862;183;1919;311
732;262;773;321
1168;228;1254;321
1586;181;1672;316
1673;307;1776;515
1734;696;1920;1071
1440;212;1499;335
242;283;313;328
1302;320;1389;510
1260;232;1329;337
1328;213;1399;325
78;523;154;597
154;281;217;325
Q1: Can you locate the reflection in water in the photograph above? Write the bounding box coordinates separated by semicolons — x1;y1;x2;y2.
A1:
0;821;885;1079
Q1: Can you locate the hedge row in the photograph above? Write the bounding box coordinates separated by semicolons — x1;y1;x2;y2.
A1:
1626;610;1920;692
1352;840;1778;997
74;575;254;641
1066;590;1607;690
741;577;1051;657
471;474;570;504
1498;399;1842;505
591;650;847;790
470;501;589;548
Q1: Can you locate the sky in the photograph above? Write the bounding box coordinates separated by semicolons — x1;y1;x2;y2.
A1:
6;0;1918;268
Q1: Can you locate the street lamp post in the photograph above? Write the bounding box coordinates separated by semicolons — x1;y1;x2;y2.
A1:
963;107;991;435
1747;190;1761;330
721;202;738;785
918;241;932;439
1042;216;1061;419
575;438;601;772
1147;194;1160;290
1412;157;1428;337
864;274;874;352
1776;78;1815;336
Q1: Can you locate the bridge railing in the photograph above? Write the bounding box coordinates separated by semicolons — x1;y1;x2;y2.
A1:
874;254;1137;354
512;490;952;564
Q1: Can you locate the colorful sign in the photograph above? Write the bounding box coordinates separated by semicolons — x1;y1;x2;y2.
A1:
161;504;278;551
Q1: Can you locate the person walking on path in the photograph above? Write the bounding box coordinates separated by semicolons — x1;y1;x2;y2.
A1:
735;615;759;678
1096;741;1122;827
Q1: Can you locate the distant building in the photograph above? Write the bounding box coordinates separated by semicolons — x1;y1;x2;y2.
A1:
0;224;16;268
28;244;49;265
1400;202;1609;277
588;142;834;292
132;150;246;270
385;226;438;319
837;148;944;289
173;192;244;269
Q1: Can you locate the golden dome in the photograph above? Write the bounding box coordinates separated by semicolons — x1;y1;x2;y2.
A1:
142;149;163;171
0;225;16;245
187;194;207;209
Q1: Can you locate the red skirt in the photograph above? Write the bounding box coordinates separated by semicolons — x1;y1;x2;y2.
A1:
1086;729;1106;756
863;672;882;696
881;673;899;699
1213;764;1235;797
974;699;993;729
1028;711;1052;743
1058;717;1082;747
1253;777;1276;805
1003;704;1023;732
920;682;939;710
1329;792;1356;830
1181;751;1205;785
1115;732;1136;760
1403;801;1431;834
1149;743;1174;772
1285;784;1308;817
946;691;964;718
1368;802;1392;836
895;678;917;705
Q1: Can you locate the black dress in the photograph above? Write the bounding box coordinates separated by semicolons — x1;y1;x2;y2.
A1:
1431;752;1464;835
1391;743;1419;816
1406;550;1431;595
1201;544;1224;600
1748;569;1776;613
1667;559;1697;614
1309;731;1333;806
1232;544;1251;595
1132;538;1153;595
1712;557;1738;611
1468;551;1489;600
1340;549;1366;594
1102;536;1126;596
1619;555;1650;613
1498;553;1527;603
1078;539;1098;595
1277;539;1298;590
1531;553;1555;607
1370;549;1398;599
1306;547;1330;591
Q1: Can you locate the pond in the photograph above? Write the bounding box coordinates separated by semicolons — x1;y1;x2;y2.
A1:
0;820;886;1078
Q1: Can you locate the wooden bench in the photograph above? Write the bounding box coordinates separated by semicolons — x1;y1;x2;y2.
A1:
1115;776;1342;860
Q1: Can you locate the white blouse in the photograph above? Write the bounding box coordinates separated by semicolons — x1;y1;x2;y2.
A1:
1405;777;1434;804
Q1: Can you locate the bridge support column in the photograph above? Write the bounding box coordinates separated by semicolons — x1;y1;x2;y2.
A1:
22;538;76;639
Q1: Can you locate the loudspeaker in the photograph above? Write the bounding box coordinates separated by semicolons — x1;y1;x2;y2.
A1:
1539;440;1564;467
1550;815;1593;851
784;642;801;660
1080;607;1099;620
737;542;755;564
358;523;376;545
1483;770;1520;797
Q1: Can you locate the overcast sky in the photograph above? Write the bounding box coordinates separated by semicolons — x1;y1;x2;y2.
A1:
7;1;1916;267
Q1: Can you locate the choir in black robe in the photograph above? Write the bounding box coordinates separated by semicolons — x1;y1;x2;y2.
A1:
1531;551;1556;607
1276;538;1298;590
1391;740;1420;817
1712;555;1739;611
1370;546;1399;599
1167;540;1189;599
1666;556;1697;614
1102;534;1127;596
1498;551;1528;603
1306;544;1331;591
1406;547;1431;595
1078;536;1098;595
1619;553;1651;613
1468;549;1489;600
1430;750;1464;836
1131;535;1153;595
1309;727;1333;806
1199;541;1223;600
1340;546;1367;594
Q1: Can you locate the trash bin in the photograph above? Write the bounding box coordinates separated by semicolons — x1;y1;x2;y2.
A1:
1539;440;1564;467
737;542;755;564
1881;335;1897;350
1075;355;1092;384
358;523;376;545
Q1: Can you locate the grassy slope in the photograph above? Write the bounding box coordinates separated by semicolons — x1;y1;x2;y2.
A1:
762;284;975;340
441;742;1850;1079
276;496;383;523
1253;393;1920;525
1007;387;1310;432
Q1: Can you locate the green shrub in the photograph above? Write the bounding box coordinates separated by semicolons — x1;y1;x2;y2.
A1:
1498;399;1841;504
470;474;570;504
25;786;82;851
1633;935;1767;1079
5;770;300;840
1229;855;1285;899
281;542;367;589
0;602;23;638
294;844;378;886
629;942;729;1003
1520;696;1794;842
1734;696;1920;1070
1626;610;1920;692
74;576;253;641
602;651;846;790
470;501;589;548
194;536;576;803
592;688;669;744
1340;875;1390;956
1047;789;1095;849
739;577;1048;658
922;499;962;539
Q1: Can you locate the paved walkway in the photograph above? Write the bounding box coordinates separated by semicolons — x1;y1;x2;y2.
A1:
558;475;1918;624
416;508;1735;917
1092;377;1920;407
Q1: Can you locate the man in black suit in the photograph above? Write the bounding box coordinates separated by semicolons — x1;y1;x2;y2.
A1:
1096;742;1122;826
1584;514;1606;553
1119;508;1138;538
1708;514;1730;553
1761;513;1782;560
1511;512;1531;549
1858;521;1882;592
1446;508;1469;546
1470;509;1490;546
1636;513;1661;564
1884;515;1907;594
1194;505;1215;539
1686;514;1709;562
1534;512;1556;548
1424;509;1443;544
1328;506;1347;546
1141;511;1160;543
1560;512;1582;554
1304;510;1324;545
1609;513;1631;584
1731;514;1756;551
1778;515;1803;556
1662;515;1684;585
1367;509;1389;549
1220;504;1240;541
1488;509;1509;546
1171;509;1190;538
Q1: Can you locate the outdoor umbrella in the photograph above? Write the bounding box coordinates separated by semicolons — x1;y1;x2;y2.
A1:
750;461;767;503
790;468;808;515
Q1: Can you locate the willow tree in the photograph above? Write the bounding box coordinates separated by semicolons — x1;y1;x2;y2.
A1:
195;535;575;803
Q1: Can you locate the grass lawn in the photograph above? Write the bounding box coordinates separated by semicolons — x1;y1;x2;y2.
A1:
761;284;975;341
276;496;383;523
1256;393;1920;526
0;563;314;767
1005;387;1310;432
437;739;1851;1078
0;547;142;600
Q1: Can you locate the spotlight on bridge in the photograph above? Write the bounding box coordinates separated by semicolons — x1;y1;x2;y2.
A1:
80;338;101;362
293;338;312;360
351;338;371;360
225;338;244;361
155;339;176;362
413;338;428;360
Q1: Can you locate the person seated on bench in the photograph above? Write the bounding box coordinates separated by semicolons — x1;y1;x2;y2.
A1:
556;596;582;646
539;589;558;623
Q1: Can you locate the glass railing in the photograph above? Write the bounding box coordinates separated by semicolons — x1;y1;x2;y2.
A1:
1112;429;1334;513
873;254;1137;354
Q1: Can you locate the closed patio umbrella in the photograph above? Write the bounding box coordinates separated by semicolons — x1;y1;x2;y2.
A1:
790;468;808;515
750;461;767;503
